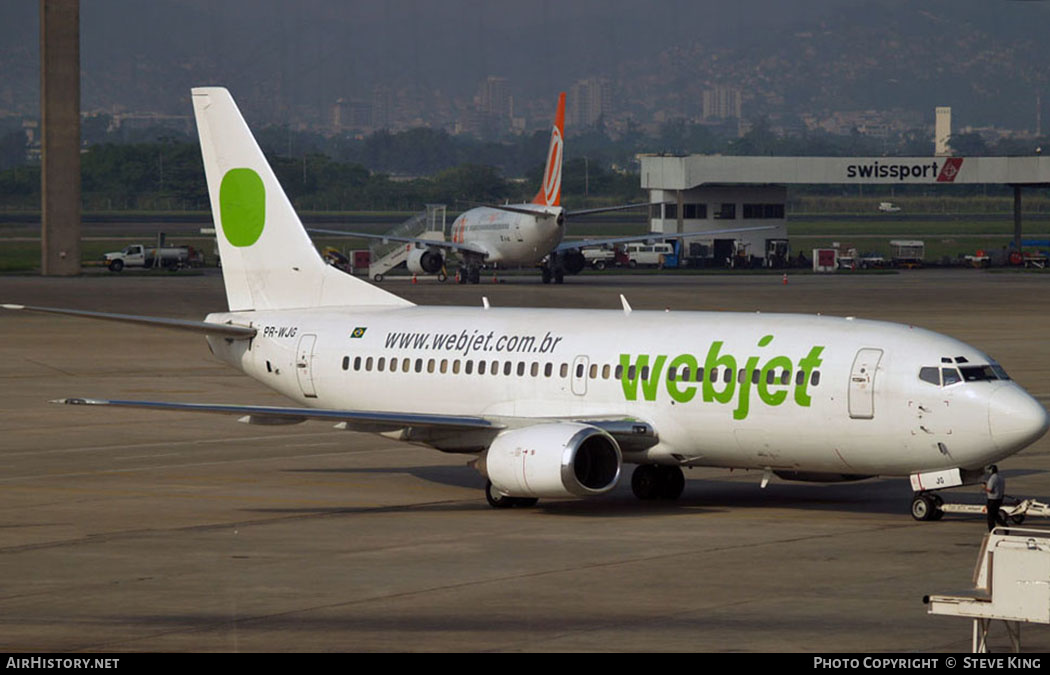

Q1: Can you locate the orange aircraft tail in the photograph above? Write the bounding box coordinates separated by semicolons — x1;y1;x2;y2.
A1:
532;92;565;207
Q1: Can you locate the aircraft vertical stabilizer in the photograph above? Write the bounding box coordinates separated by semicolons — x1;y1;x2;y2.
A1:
531;92;565;208
191;87;412;311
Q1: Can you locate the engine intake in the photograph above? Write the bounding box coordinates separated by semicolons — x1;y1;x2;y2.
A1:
482;423;622;499
407;247;445;275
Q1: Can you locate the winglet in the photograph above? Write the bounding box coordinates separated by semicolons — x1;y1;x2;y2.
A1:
532;92;565;207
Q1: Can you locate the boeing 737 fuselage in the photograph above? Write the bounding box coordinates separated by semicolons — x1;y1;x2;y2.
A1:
9;87;1047;519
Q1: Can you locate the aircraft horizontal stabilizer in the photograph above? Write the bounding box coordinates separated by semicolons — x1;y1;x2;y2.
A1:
2;304;256;339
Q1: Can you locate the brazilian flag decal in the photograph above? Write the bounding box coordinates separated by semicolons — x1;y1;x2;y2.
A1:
350;327;367;339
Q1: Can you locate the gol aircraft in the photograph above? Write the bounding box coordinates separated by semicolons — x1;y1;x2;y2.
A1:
6;87;1048;517
312;92;765;284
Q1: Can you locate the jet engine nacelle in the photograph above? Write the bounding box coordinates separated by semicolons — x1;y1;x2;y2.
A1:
407;247;445;275
481;423;622;499
562;249;586;275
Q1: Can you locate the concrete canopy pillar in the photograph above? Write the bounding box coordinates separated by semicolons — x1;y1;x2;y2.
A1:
40;0;81;276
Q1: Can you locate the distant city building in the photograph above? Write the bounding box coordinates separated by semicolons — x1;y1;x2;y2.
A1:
476;76;512;120
569;78;612;129
372;85;393;131
702;86;742;121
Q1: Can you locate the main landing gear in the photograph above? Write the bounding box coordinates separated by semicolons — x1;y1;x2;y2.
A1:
457;264;481;284
540;263;565;284
631;464;686;501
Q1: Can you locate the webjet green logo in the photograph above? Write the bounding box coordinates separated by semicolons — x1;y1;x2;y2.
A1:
219;168;266;247
620;335;824;420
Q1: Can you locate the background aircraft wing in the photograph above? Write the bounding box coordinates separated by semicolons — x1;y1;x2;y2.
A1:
563;202;653;217
307;228;490;257
553;224;778;253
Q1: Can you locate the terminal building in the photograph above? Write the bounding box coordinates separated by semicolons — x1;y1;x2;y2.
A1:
639;155;1050;266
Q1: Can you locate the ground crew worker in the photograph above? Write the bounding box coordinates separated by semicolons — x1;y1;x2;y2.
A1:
984;465;1005;531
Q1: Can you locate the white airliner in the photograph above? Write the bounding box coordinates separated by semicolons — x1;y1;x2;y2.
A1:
6;87;1048;518
314;92;764;284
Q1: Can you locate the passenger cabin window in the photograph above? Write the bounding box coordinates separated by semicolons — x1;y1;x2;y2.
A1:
342;356;349;371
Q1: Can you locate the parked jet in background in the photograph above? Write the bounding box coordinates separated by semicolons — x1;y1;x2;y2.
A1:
7;87;1046;519
313;92;762;284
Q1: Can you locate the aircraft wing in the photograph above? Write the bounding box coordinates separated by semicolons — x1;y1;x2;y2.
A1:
2;304;256;339
553;225;778;253
307;228;490;257
53;397;502;433
52;397;659;451
458;202;560;218
564;202;653;217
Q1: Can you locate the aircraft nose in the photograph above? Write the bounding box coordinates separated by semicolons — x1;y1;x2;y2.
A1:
988;386;1050;452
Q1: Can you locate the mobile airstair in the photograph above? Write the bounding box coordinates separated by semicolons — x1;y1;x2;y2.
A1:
368;204;447;281
925;526;1050;653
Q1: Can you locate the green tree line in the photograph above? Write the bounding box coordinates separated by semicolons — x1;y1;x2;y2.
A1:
0;116;1046;212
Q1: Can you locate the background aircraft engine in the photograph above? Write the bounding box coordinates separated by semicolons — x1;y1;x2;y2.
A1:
562;249;586;275
407;247;445;275
483;423;622;499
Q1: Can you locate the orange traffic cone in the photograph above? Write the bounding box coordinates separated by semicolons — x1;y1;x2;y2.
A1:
782;273;788;285
412;274;418;284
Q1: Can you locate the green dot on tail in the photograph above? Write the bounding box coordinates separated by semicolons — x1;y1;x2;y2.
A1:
219;168;266;247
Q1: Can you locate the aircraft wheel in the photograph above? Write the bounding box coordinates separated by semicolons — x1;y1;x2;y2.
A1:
910;494;939;521
659;466;685;500
469;267;481;284
485;481;516;509
554;270;564;284
541;267;552;284
437;272;447;283
373;273;384;282
631;465;661;500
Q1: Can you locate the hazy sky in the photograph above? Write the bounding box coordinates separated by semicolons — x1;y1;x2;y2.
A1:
3;1;1049;129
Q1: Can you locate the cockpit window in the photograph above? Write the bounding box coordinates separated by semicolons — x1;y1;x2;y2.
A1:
941;368;962;386
919;367;940;386
959;365;998;382
991;364;1011;381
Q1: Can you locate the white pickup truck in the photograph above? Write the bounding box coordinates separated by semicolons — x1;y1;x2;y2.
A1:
104;244;203;272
